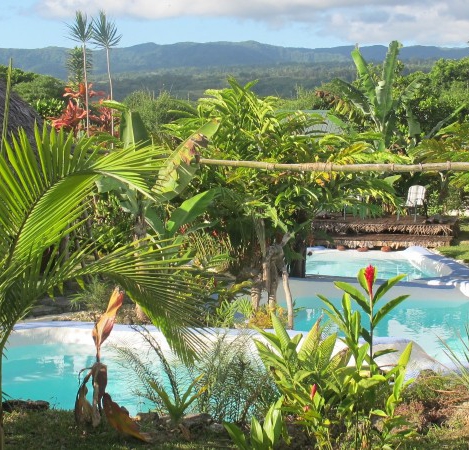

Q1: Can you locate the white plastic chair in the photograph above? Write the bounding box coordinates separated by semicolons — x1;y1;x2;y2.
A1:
400;185;427;222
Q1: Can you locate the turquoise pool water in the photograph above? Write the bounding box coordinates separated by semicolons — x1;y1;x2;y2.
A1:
3;323;183;415
306;249;439;281
287;275;469;364
3;341;153;415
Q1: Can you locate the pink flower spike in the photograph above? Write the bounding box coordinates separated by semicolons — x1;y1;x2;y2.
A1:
364;265;376;298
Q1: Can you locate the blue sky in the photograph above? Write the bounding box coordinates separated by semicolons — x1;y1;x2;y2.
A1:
2;0;469;50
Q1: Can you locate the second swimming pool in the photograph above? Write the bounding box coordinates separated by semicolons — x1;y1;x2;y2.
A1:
306;246;457;281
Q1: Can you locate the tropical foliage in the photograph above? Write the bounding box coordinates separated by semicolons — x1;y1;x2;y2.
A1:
250;267;413;449
327;41;422;152
167;77;403;299
0;121;219;448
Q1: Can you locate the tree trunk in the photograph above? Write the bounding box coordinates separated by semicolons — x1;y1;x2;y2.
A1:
289;233;306;278
134;208;149;322
250;273;262;311
267;273;278;312
282;268;294;329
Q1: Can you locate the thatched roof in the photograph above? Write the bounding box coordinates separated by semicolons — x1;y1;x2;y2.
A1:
0;79;43;145
315;234;453;249
312;215;457;249
312;215;458;237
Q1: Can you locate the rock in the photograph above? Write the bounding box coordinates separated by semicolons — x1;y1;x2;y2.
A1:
28;305;59;317
208;423;227;434
181;413;213;431
336;245;347;251
357;247;369;252
381;246;392;252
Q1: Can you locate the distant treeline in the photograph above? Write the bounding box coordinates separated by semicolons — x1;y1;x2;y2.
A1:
1;40;463;100
91;61;435;101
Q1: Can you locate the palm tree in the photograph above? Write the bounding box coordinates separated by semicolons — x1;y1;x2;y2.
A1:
66;11;93;135
0;125;210;449
91;10;122;136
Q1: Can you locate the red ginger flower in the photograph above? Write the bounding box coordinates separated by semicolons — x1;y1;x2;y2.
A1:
303;384;317;412
364;265;376;298
310;384;317;399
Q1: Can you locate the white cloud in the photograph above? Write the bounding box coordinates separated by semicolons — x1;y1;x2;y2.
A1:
34;0;469;46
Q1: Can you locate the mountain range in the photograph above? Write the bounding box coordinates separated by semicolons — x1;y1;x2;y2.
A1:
1;41;469;80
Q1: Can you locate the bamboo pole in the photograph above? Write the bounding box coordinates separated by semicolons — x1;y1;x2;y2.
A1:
199;159;469;174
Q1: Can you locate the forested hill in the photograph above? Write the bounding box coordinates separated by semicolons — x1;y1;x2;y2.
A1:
2;41;469;80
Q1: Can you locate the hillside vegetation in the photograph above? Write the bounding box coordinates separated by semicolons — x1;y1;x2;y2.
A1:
1;41;468;99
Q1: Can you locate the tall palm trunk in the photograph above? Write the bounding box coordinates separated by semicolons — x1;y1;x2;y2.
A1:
133;205;149;322
82;44;90;135
105;47;115;136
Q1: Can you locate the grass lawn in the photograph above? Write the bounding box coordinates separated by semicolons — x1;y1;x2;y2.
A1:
4;372;469;450
4;409;235;449
437;217;469;262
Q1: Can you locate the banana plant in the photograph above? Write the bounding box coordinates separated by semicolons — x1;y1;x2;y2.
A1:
330;41;422;151
98;100;220;243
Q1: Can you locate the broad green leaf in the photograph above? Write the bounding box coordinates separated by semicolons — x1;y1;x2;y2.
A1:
374;274;406;303
119;109;150;148
358;375;386;389
271;313;293;351
154;120;219;203
335;281;370;313
371;409;388;418
250;417;265;448
144;206;166;236
166;189;220;236
397;342;413;367
374;295;409;326
224;423;249;450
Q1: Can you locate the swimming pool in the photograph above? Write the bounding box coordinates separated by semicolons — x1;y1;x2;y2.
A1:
280;254;469;365
3;323;261;415
3;323;169;415
306;246;457;281
5;247;469;411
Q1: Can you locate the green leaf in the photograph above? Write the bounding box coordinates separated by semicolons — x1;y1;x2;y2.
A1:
120;110;151;149
373;295;409;326
263;404;283;447
297;318;321;360
166;189;219;236
154;120;219;203
250;417;265;448
373;348;397;359
95;176;125;193
271;313;293;351
371;409;388;418
358;375;386;389
144;206;166;236
224;422;250;450
373;274;406;303
335;281;370;313
397;342;413;367
356;343;369;369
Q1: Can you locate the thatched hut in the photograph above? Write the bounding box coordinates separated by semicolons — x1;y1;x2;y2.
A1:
0;79;43;146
